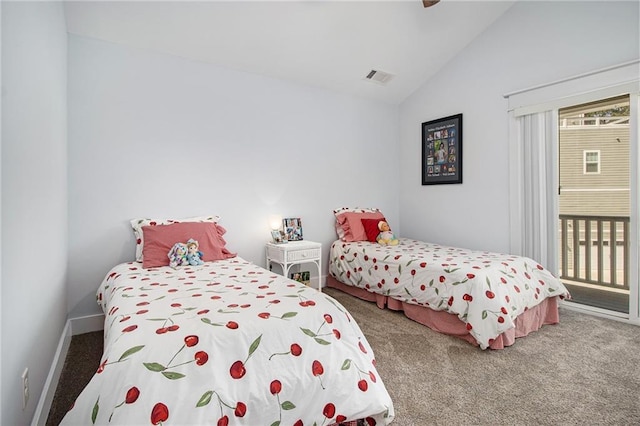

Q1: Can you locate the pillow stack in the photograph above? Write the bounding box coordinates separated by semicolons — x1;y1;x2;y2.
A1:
130;215;236;268
333;207;387;243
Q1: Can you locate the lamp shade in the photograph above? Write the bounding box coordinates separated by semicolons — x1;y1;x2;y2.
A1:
268;215;282;231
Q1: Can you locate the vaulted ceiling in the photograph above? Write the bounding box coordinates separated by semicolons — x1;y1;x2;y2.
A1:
64;1;516;104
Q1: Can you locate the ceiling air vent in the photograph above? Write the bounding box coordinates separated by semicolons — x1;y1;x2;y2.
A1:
365;69;394;85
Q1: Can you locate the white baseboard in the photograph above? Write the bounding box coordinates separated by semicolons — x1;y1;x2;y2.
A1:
31;320;71;426
31;314;104;426
70;313;105;335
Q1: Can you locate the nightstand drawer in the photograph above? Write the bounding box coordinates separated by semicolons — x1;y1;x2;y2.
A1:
287;248;321;262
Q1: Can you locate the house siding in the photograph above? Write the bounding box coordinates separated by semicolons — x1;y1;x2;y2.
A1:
559;126;630;216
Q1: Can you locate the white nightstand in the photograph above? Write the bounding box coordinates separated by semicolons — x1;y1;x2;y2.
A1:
266;240;322;291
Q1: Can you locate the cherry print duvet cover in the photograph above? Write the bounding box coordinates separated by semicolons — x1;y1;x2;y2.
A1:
329;239;569;350
60;258;394;425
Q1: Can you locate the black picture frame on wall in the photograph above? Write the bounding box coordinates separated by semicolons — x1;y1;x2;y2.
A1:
421;113;463;185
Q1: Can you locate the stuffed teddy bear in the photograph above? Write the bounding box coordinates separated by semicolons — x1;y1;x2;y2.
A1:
377;220;399;246
186;238;204;266
168;242;189;268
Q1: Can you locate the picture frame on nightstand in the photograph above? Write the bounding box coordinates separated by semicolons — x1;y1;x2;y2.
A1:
283;218;303;241
271;230;285;244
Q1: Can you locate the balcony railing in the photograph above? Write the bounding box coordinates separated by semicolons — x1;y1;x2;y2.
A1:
559;115;629;128
559;214;629;290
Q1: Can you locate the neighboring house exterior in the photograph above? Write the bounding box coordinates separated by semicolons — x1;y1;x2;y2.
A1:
559;97;630;217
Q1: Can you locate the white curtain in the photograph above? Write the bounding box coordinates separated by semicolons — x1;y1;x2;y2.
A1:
509;110;558;272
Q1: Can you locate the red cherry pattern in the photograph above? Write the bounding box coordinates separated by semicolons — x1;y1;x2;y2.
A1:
329;238;570;349
268;342;303;360
196;389;248;422
194;351;208;366
311;359;326;389
266;379;299;424
234;401;247;417
323;402;336;418
230;360;246;379
107;386;141;421
270;379;282;395
150;402;169;425
70;259;393;424
125;386;140;404
341;357;376;394
184;335;198;347
291;343;303;356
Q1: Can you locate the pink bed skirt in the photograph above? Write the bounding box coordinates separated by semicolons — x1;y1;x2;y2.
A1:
326;275;560;350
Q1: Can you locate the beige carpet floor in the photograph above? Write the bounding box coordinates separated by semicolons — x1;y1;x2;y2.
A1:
323;288;640;425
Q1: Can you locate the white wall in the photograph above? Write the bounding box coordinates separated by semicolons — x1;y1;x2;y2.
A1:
399;1;639;254
67;35;400;317
1;2;68;424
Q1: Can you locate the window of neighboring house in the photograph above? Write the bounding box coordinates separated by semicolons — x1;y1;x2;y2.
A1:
584;150;600;174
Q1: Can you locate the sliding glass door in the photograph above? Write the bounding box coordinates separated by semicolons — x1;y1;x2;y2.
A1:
506;61;639;322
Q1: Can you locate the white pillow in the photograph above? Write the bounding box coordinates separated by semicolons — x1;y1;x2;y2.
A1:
332;207;380;215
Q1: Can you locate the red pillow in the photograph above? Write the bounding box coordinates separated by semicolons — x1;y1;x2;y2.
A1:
141;222;236;268
336;211;385;242
361;218;386;242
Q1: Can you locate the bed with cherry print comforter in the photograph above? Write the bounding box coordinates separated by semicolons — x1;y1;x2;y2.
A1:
60;258;394;425
329;239;570;350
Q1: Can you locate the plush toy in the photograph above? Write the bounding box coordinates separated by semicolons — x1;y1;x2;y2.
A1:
377;220;399;246
168;242;189;268
186;238;204;266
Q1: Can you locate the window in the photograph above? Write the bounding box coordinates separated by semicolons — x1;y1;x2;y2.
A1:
583;150;600;174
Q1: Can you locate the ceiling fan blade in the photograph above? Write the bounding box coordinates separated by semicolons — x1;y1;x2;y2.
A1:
423;0;440;7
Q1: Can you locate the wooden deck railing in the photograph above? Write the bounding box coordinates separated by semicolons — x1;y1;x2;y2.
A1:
559;215;629;290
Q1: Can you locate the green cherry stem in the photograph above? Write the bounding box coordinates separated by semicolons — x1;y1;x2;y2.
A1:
167;359;194;369
166;344;185;368
268;351;290;361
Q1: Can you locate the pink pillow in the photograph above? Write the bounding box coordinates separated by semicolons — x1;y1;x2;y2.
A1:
361;218;386;242
142;222;236;268
336;211;385;242
131;215;221;262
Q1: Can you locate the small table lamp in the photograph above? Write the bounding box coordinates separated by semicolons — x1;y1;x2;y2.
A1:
268;215;286;243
